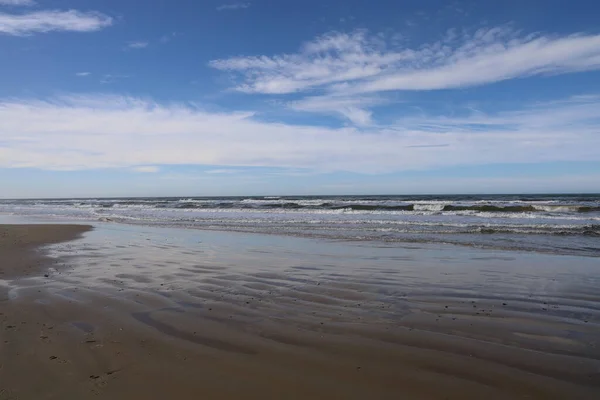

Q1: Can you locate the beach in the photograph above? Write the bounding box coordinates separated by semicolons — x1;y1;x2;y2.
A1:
3;0;600;396
1;218;599;399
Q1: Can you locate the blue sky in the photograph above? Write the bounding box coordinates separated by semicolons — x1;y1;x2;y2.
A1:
1;0;600;197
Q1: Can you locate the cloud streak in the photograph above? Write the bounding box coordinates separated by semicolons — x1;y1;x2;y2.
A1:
0;94;599;173
210;27;600;95
289;95;383;126
0;9;112;35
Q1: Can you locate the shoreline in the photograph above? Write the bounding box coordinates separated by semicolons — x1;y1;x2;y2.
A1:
0;224;92;280
1;222;598;399
2;193;599;258
2;213;599;259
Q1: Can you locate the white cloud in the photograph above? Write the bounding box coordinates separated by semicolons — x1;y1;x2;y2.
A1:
0;93;599;173
133;166;160;173
76;72;91;77
0;9;112;36
209;27;600;95
210;30;399;94
0;0;35;5
289;95;384;125
217;3;250;11
127;41;149;49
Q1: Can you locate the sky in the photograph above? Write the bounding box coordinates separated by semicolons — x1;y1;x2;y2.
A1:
1;0;600;197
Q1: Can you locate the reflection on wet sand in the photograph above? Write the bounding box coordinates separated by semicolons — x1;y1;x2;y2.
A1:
2;222;599;399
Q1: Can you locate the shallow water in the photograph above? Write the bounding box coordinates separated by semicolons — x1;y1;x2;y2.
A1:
2;194;599;256
7;221;599;358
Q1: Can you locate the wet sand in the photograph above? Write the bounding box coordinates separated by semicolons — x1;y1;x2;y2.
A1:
1;222;599;399
0;224;91;280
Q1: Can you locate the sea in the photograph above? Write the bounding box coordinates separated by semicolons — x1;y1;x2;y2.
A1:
1;194;599;257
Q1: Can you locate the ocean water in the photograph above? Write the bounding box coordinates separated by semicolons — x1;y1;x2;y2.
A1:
1;194;599;257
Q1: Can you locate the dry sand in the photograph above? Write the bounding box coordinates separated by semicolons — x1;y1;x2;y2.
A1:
0;224;599;399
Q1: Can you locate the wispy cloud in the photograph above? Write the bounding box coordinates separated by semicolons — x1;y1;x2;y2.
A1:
0;93;599;173
126;41;149;49
76;72;91;77
0;10;112;36
0;0;35;6
289;95;385;126
210;27;600;95
209;30;390;94
216;3;250;11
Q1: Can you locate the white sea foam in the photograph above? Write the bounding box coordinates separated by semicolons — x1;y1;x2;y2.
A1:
532;205;582;212
413;203;446;212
